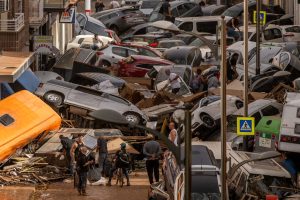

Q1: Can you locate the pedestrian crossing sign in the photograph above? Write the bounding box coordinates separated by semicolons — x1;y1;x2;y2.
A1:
237;117;255;136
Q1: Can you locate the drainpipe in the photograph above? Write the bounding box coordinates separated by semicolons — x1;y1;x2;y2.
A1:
85;0;91;15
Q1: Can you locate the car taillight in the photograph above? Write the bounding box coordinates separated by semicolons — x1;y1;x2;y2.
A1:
96;51;103;56
149;42;158;48
281;135;300;143
271;134;276;140
284;33;294;37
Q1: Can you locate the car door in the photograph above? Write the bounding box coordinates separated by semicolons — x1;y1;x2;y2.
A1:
65;86;102;110
111;46;130;64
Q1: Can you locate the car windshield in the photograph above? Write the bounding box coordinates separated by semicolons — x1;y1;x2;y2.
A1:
189;38;206;47
85;21;108;36
164;52;187;65
141;1;160;9
222;5;242;17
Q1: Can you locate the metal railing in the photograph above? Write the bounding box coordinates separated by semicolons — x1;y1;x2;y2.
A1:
0;13;25;32
44;0;68;9
0;0;8;12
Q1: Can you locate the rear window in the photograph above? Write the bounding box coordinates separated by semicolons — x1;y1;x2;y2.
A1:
285;26;300;33
178;22;193;32
196;21;218;34
141;1;160;9
295;124;300;134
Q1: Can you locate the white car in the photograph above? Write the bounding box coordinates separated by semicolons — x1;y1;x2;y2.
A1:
66;35;114;51
191;95;243;131
99;45;139;67
246;24;300;43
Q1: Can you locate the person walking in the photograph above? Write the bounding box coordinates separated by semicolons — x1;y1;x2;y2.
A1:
95;0;105;12
143;140;162;184
97;136;108;177
168;122;178;146
107;143;131;186
59;135;74;174
76;147;95;196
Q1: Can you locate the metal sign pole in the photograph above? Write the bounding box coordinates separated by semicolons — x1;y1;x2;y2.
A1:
243;0;249;151
220;15;227;200
256;0;261;75
184;110;192;200
85;0;91;15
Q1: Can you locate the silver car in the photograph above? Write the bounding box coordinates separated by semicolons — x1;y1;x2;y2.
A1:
35;79;147;124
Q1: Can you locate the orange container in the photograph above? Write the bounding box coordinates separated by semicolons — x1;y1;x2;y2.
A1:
0;90;61;163
266;195;279;200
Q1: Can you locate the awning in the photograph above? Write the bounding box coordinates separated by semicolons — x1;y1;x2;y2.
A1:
0;51;35;83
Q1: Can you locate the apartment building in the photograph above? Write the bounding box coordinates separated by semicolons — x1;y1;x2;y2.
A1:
0;0;29;51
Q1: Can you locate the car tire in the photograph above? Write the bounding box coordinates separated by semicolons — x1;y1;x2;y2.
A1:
123;112;141;124
235;101;244;109
43;92;64;107
200;113;216;128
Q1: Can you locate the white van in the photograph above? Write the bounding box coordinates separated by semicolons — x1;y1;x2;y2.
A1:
278;99;300;153
174;16;232;35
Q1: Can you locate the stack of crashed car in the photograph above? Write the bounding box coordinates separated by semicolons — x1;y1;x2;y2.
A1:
2;1;300;198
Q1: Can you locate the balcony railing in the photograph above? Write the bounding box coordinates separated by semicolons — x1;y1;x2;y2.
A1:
0;13;25;32
0;0;9;13
44;0;78;10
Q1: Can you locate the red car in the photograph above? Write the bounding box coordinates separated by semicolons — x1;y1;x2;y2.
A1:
118;55;173;77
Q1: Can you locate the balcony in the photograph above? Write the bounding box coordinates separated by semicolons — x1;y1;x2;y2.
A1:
0;0;9;13
0;13;24;32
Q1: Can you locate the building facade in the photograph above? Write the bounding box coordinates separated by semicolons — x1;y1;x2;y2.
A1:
0;0;29;51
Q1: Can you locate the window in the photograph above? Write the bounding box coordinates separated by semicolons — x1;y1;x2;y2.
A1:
196;21;218;34
252;112;262;126
76;14;86;28
295;124;300;134
179;22;193;32
78;38;85;45
297;108;300;118
285;26;300;33
177;4;189;16
185;3;195;10
261;105;280;116
263;28;282;40
112;47;127;57
127;49;137;56
171;8;179;17
138;48;157;57
0;114;14;126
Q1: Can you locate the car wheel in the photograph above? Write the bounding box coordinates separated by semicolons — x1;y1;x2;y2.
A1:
236;101;244;109
123;112;141;124
44;92;64;107
200;113;216;128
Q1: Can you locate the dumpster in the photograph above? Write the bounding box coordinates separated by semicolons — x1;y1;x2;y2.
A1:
254;116;281;152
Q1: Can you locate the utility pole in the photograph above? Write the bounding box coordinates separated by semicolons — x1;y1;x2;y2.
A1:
220;15;227;200
184;109;192;200
243;0;249;151
85;0;91;15
256;0;261;75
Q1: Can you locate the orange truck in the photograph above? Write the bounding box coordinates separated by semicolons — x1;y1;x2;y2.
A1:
0;90;61;163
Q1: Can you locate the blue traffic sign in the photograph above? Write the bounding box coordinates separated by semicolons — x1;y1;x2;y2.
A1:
237;117;255;136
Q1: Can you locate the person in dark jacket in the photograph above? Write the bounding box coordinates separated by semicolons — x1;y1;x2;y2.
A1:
97;136;108;177
107;143;131;186
95;0;105;12
76;147;94;196
59;135;74;174
143;140;162;184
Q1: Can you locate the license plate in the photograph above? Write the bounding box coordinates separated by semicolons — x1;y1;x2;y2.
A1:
259;137;271;148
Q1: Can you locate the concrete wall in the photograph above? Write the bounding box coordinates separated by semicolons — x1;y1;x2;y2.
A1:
295;0;300;25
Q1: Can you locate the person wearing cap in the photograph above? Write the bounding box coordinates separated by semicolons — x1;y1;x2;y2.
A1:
164;69;181;94
107;143;131;186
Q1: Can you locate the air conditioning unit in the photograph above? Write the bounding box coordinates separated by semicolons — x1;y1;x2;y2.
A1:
0;0;9;13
